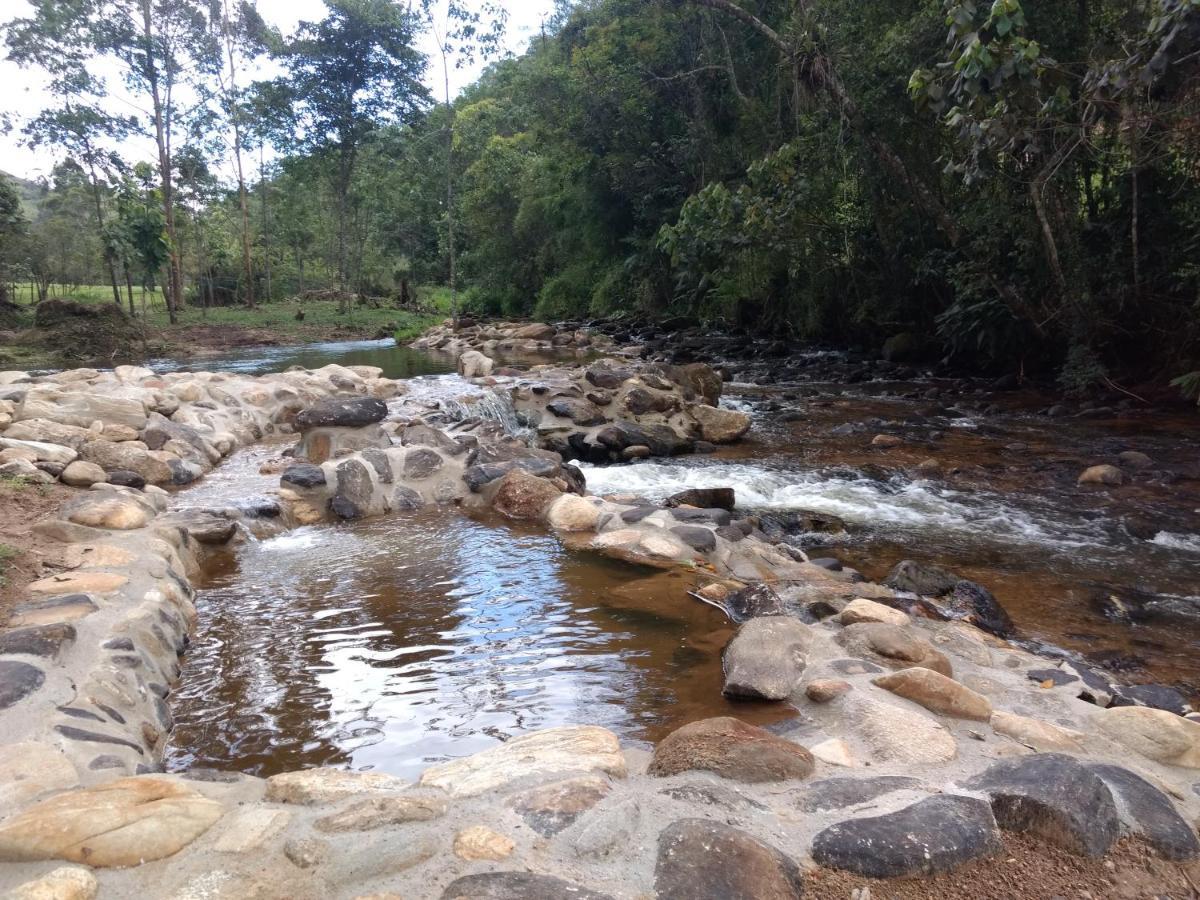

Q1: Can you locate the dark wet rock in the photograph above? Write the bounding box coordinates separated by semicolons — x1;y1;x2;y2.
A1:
723;617;810;701
235;497;282;518
623;387;678;416
441;873;613;900
595;420;691;457
391;486;425;511
1091;585;1200;628
1026;668;1078;687
54;724;145;753
1111;683;1192;716
944;580;1015;637
158;509;238;544
661;780;766;810
0;623;76;659
107;469;146;489
1089;764;1200;860
884;559;959;596
800;600;841;622
330;459;374;520
667;487;735;511
808;557;842;571
403;448;444;480
964;753;1120;857
649;716;814;783
281;464;327;489
715;524;746;543
670;525;716;553
655;819;804;900
0;660;45;709
141;413;209;455
463;458;559;492
812;795;1001;877
401;423;467;455
360;448;394;484
546;398;607;426
295;397;387;429
758;510;847;538
619;505;657;524
88;755;127;771
669;507;732;527
797;776;923;813
584;365;632;390
726;583;787;623
509;777;611;837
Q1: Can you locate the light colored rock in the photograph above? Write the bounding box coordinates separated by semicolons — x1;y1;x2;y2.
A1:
491;469;563;521
80;441;174;485
264;768;409;806
419;725;626;798
102;424;140;442
546;493;601;532
65;496;151;530
18;392;148;431
871;434;904;448
871;667;992;721
0;438;78;466
849;696;958;765
810;738;858;768
722;617;812;701
60;544;136;569
0;742;80;813
27;572;128;596
0;447;38;464
60;461;108;487
6;866;98;900
453;825;514;861
0;777;222;867
1095;706;1200;768
806;679;852;703
571;797;641;858
313;790;448;833
840;598;909;627
1078;464;1124;486
212;807;292;853
4;420;93;451
990;711;1086;752
691;404;751;443
114;365;154;383
457;350;494;379
0;459;53;483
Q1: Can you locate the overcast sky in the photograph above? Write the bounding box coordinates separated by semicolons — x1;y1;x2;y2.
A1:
0;0;555;181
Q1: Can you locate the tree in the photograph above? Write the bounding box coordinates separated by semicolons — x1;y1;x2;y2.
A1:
0;175;29;304
271;0;429;310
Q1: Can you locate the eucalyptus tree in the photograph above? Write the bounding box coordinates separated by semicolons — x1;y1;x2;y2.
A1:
269;0;429;310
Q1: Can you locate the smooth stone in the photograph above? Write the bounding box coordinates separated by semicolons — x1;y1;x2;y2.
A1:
491;469;563;521
212;807;292;853
670;524;716;553
690;404;751;443
281;464;326;488
660;779;765;810
0;742;80;811
27;572;127;596
805;679;851;703
0;660;45;710
840;597;908;627
871;667;992;721
7;595;98;628
508;775;610;837
725;583;788;622
990;710;1085;752
1078;464;1124;485
440;873;613;900
812;794;1001;877
418;725;626;798
453;825;514;861
835;622;953;677
294;397;387;429
6;866;98;900
545;494;601;532
964;753;1121;857
60;460;108;487
654;818;804;900
666;487;735;511
809;738;859;768
884;559;959;596
1089;763;1200;860
1112;683;1193;716
569;797;641;859
648;717;814;783
1095;706;1200;768
264;768;409;805
64;496;151;530
848;696;957;765
313;790;449;833
0;776;222;867
722;616;811;701
798;776;923;813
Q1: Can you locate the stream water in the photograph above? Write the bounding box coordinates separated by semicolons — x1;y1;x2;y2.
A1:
161;340;1200;778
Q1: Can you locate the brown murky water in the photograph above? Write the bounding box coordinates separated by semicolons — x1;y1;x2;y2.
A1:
164;347;1200;777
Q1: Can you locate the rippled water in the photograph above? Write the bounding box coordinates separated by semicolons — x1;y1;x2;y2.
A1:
164;508;789;778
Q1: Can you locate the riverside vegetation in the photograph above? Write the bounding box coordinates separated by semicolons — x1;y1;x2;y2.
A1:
1;0;1198;395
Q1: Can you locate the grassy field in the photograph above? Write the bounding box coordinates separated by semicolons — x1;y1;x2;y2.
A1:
6;283;453;344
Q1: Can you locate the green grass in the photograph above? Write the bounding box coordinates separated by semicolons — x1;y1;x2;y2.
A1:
0;541;17;588
6;282;449;342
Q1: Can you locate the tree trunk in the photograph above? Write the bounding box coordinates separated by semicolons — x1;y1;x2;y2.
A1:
140;0;180;324
260;143;271;302
222;0;255;309
79;140;123;306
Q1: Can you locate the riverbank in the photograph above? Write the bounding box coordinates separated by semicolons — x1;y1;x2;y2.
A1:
0;324;1196;898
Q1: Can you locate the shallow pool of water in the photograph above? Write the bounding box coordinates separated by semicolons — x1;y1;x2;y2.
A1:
163;507;789;778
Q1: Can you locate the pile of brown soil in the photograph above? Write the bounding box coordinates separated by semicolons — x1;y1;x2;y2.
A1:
0;480;73;623
806;834;1200;899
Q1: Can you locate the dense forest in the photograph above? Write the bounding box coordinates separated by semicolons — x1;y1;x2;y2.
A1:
1;0;1199;391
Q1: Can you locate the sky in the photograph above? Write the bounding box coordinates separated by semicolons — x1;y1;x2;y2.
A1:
0;0;556;181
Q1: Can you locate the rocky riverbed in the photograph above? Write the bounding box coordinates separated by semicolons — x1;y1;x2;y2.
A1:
0;321;1197;898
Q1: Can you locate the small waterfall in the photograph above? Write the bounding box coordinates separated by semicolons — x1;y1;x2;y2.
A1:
439;390;533;443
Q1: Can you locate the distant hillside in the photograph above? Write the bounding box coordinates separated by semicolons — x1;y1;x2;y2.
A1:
0;170;45;219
